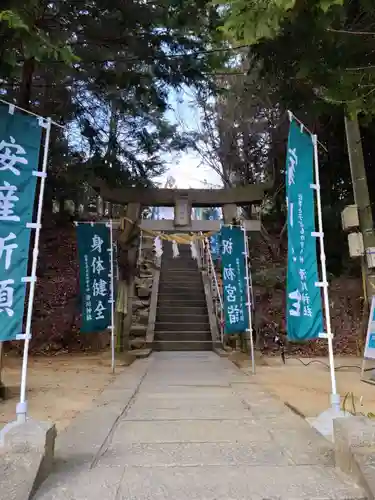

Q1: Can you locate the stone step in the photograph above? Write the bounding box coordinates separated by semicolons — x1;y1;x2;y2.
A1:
133;299;150;308
156;312;209;323
158;285;205;295
131;325;147;336
159;282;203;289
157;297;207;307
161;270;201;276
154;331;212;342
161;265;199;272
153;340;212;351
157;306;208;315
160;275;202;282
155;322;210;332
161;283;202;292
161;270;200;275
161;257;198;264
119;464;368;499
160;283;203;290
159;281;203;288
158;292;206;302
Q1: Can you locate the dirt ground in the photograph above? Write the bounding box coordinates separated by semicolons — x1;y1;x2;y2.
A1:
2;351;375;433
0;352;125;432
235;353;375;418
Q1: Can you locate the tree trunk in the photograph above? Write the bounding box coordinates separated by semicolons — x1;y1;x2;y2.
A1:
18;58;35;110
344;114;375;305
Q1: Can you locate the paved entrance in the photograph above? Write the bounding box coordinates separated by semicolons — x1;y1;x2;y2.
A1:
36;352;365;499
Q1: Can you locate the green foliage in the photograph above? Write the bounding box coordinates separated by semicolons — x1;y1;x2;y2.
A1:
0;5;77;68
0;1;225;207
217;0;343;44
0;9;28;29
217;0;375;116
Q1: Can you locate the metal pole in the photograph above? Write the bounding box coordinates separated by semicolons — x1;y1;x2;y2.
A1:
109;220;116;374
138;230;143;267
312;134;339;410
17;117;52;423
243;226;255;374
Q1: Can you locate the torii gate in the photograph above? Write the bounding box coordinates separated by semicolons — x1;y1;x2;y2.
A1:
92;180;269;231
91;179;270;351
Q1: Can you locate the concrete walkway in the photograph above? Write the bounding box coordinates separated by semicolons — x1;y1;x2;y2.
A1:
36;352;366;499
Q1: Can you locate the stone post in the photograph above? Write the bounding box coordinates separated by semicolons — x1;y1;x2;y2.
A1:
0;419;56;499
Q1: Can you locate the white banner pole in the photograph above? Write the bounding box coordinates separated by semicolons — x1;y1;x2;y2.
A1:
242;226;255;374
17;117;52;423
312;134;339;411
109;220;116;374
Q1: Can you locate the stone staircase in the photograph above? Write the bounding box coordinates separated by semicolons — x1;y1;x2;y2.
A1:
153;242;212;351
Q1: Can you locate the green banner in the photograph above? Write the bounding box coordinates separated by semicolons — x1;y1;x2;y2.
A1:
221;226;249;334
286;118;323;341
0;105;43;341
76;222;112;333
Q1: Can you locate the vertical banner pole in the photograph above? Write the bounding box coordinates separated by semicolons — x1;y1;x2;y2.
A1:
243;226;255;374
109;220;115;374
17;117;52;423
312;134;339;408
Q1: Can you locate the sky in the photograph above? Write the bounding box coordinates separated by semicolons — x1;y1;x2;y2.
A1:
155;88;222;189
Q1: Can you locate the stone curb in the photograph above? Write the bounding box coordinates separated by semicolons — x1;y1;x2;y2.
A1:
334;416;375;500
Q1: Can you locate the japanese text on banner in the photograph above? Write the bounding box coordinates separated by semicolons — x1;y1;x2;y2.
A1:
221;226;249;334
203;207;221;260
76;223;112;333
0;105;42;341
286;118;323;341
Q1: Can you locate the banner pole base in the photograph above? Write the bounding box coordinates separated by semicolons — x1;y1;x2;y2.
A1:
330;392;341;413
307;392;351;442
16;401;28;423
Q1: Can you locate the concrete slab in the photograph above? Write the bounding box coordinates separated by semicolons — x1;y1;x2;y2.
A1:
35;464;124;500
124;404;253;420
111;419;272;444
118;465;366;500
255;412;312;430
270;428;335;466
31;352;367;500
139;378;230;388
131;394;244;405
99;441;292;467
136;387;235;397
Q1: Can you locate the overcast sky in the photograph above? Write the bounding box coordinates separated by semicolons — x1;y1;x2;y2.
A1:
155;88;222;189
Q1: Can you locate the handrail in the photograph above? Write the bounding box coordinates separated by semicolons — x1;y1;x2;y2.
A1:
199;235;224;345
207;240;224;346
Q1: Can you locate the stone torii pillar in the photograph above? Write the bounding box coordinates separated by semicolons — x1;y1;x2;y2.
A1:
222;204;238;225
116;202;141;352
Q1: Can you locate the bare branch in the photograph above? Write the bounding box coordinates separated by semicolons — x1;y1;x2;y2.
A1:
327;28;375;36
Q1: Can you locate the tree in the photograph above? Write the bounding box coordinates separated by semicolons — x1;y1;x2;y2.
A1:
218;0;375;297
0;0;225;210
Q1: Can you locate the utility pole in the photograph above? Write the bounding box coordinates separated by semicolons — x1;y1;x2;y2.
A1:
344;114;375;304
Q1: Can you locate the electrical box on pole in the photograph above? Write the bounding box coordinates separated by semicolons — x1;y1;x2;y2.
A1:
347;232;364;258
341;205;359;231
